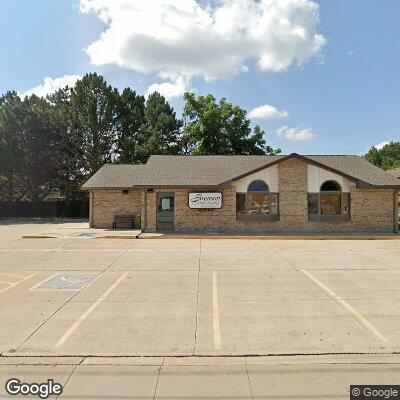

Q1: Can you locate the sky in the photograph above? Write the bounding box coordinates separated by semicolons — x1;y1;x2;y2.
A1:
1;0;399;155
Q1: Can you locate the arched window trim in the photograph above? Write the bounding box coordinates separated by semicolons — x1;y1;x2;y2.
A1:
247;180;269;192
320;180;342;192
236;180;279;219
308;179;351;218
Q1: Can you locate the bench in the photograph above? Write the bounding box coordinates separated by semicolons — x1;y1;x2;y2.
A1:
113;214;135;230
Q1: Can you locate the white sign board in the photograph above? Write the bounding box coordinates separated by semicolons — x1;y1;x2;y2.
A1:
188;193;222;209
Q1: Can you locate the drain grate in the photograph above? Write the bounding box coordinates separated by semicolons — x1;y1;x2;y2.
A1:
34;273;96;291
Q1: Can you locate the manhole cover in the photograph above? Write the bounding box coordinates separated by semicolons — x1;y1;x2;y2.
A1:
34;273;96;291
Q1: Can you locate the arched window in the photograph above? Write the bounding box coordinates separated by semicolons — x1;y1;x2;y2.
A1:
320;180;341;192
236;180;279;218
320;180;342;215
248;180;269;192
247;180;269;214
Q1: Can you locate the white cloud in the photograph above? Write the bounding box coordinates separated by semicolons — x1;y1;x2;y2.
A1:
248;104;289;120
79;0;326;84
374;141;390;150
277;125;315;141
146;75;188;100
19;75;82;98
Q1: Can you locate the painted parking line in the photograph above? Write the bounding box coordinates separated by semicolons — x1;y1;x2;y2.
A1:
55;271;129;348
29;273;59;291
0;272;27;279
0;272;39;295
212;271;221;350
301;270;389;345
392;269;400;275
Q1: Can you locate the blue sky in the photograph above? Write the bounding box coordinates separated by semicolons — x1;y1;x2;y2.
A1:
1;0;399;155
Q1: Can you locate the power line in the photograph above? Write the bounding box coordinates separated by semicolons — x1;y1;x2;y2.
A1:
310;126;400;134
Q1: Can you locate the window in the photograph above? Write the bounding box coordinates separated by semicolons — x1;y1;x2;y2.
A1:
122;190;129;195
308;180;351;220
320;180;341;215
236;193;246;214
236;180;279;220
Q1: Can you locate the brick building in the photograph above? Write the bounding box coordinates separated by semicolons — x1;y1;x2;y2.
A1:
82;154;400;233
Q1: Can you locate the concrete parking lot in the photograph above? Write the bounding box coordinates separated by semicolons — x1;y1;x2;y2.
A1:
0;222;400;398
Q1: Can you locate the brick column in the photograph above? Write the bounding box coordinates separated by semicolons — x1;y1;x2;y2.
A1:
278;158;308;223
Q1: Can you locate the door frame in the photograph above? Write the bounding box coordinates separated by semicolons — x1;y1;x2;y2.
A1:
156;192;175;232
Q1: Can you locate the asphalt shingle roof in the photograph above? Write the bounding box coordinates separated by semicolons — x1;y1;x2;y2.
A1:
81;154;400;189
387;167;400;179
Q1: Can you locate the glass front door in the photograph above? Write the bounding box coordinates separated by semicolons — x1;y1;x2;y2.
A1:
156;193;175;231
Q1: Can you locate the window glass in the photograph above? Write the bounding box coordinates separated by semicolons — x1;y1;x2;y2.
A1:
248;180;269;192
342;193;350;214
158;196;174;212
270;194;279;214
321;194;341;214
308;194;318;215
320;180;341;191
236;193;246;214
248;193;270;214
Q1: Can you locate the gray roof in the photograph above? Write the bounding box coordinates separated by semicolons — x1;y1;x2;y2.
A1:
387;167;400;179
81;154;400;189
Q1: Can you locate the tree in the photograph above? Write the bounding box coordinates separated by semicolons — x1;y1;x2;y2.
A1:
364;141;400;170
0;92;56;205
183;92;280;155
0;91;25;204
48;87;84;202
135;92;183;163
116;88;145;164
18;95;57;201
67;73;120;176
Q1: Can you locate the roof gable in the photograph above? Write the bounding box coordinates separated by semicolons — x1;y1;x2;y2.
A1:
82;154;400;189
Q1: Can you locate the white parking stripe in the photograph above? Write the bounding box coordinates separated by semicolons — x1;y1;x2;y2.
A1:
55;272;129;348
0;272;39;295
29;273;60;291
0;272;27;279
212;271;221;350
301;270;389;345
392;269;400;275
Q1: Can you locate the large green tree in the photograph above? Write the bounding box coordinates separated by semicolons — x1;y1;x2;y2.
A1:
364;141;400;170
0;91;25;203
135;92;183;163
116;88;146;164
0;92;56;204
67;73;120;175
182;93;280;155
48;87;84;202
19;95;57;201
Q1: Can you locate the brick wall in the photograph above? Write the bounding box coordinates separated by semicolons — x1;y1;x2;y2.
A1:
140;187;235;232
91;189;142;229
90;159;396;232
278;157;308;224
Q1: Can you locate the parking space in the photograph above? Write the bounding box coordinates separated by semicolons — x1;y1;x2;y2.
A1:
0;226;399;359
0;223;400;398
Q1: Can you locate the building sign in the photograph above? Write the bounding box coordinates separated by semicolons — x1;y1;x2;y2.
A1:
188;192;222;209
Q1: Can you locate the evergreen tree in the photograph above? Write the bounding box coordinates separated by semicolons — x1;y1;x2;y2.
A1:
67;73;120;175
116;88;145;164
135;92;183;163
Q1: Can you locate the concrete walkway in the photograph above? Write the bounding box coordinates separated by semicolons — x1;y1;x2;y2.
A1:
1;354;400;399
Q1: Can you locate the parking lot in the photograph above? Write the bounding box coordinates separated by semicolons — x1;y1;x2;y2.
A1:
0;222;400;398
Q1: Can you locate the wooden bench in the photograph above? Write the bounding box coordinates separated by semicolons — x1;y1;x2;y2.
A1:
113;214;135;230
